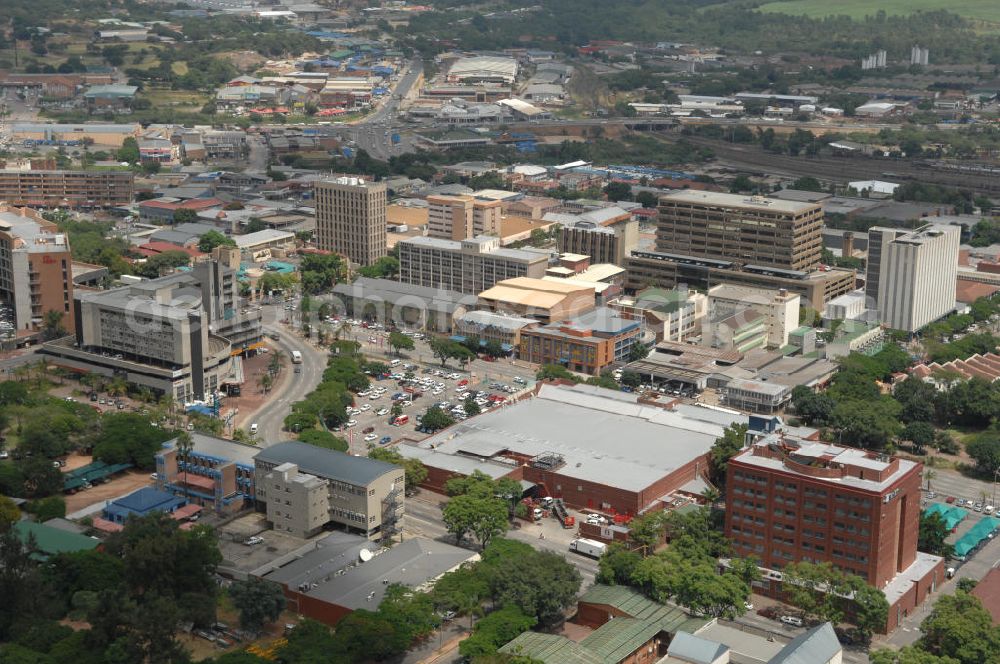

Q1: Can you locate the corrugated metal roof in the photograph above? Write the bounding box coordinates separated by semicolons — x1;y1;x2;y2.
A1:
255;441;400;486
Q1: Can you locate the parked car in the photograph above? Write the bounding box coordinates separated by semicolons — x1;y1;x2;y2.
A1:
362;426;375;434
244;536;264;546
379;436;392;445
780;615;804;628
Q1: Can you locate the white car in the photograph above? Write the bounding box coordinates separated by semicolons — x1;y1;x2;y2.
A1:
364;433;378;442
360;404;371;412
346;419;358;427
449;373;461;380
376;408;389;416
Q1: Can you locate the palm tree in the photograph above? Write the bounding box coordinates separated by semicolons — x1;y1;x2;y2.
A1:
108;377;128;398
175;431;194;502
268;350;284;377
41;309;66;340
701;486;721;506
258;373;273;394
924;469;937;492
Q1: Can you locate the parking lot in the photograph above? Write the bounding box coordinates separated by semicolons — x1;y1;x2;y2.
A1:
337;359;533;456
215;513;318;574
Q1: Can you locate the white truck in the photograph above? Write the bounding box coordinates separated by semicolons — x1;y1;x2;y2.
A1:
290;350;303;364
569;538;607;559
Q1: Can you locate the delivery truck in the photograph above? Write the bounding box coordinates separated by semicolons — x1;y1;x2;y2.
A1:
569;538;607;559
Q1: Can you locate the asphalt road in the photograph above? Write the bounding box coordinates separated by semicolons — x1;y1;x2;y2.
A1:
342;58;423;159
246;134;269;174
251;307;327;446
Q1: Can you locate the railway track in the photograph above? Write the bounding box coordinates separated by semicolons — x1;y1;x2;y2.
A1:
680;136;1000;195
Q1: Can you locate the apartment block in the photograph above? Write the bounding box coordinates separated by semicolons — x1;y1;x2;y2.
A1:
726;432;943;632
558;217;639;266
0;168;134;208
0;206;74;334
865;225;960;333
315;177;387;266
656;191;823;271
518;307;641;375
254;442;404;540
397;235;548;294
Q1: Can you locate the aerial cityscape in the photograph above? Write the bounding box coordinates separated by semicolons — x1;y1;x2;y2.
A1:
2;0;1000;662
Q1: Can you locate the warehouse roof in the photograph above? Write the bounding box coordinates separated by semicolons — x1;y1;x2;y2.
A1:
263;536;477;611
255;441;400;486
667;631;730;664
401;383;741;493
235;228;295;249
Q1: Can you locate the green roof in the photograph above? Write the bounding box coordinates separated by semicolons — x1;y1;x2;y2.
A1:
13;521;99;558
500;586;707;664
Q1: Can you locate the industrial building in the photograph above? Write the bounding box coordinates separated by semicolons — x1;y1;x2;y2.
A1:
254;441;404;540
865;224;960;333
726;429;944;632
398;383;745;515
397;235;548;294
315;177;387;266
0;206;75;336
446;56;518;84
260;533;477;627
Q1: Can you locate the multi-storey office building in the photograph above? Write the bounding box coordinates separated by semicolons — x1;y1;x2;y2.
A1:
0;206;75;334
725;433;943;632
426;194;502;241
656;191;824;272
558;217;638;267
315;177;387;266
41;254;260;400
865;225;960;333
397;235;548;294
518;307;641;375
0;168;134;208
254;441;404;540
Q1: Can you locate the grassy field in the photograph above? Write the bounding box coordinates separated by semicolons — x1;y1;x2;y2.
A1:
758;0;1000;24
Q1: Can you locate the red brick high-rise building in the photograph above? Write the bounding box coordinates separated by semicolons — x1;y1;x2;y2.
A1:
725;433;944;632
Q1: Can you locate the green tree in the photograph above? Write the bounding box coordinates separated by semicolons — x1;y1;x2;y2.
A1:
464;396;482;417
903;421;936;453
603;181;632;202
966;433;1000;476
197;230;235;253
486;542;582;627
870;647;962;664
388;331;415;356
443;494;507;548
918;592;1000;664
297;429;349;452
459;605;537;659
0;497;19;532
596;543;642;585
421;406;454;432
708;423;748;488
790;385;835;425
116;137;140;164
29;496;65;523
228;578;286;633
172;208;197;224
41;310;66;340
368;447;428;490
535;364;579;383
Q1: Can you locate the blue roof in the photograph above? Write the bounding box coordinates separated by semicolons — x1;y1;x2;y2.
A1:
107;487;184;516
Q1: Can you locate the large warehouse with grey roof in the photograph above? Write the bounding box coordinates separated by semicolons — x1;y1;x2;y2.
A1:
397;383;746;515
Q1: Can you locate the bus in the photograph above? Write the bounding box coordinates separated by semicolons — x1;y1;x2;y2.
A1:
290;350;303;364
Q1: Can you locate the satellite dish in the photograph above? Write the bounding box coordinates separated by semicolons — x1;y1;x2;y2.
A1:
359;548;374;562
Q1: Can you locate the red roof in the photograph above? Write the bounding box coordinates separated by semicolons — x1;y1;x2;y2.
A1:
138;197;224;211
92;517;124;533
171;503;204;520
137;242;205;258
972;568;1000;625
956;280;1000;304
631;208;658;218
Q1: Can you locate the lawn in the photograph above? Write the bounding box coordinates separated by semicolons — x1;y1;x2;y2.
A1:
758;0;1000;24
